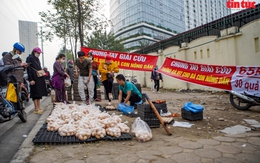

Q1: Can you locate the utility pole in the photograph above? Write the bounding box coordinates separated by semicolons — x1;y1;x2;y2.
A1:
40;26;44;67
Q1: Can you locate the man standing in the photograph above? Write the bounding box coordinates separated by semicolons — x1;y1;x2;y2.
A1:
75;51;94;104
98;54;119;105
151;65;163;93
116;74;142;106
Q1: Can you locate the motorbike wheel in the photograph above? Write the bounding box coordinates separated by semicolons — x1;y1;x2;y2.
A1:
18;109;27;123
229;94;252;110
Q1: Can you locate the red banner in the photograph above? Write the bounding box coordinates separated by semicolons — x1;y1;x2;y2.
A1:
81;47;158;71
157;57;260;96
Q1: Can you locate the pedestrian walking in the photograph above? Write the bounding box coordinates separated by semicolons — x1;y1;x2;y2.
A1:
151;65;163;93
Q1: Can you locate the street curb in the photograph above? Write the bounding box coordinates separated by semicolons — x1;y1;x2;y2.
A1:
10;96;52;163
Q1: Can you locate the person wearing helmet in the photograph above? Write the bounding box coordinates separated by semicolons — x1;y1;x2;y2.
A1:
3;42;28;84
26;47;47;114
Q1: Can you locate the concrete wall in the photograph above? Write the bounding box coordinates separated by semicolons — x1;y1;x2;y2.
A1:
117;18;260;90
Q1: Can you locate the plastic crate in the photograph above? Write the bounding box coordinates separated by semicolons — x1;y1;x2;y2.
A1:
137;103;167;114
181;108;203;121
142;118;160;128
138;111;157;119
32;123;133;145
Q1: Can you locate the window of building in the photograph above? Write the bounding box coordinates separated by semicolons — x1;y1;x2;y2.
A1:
207;49;210;58
200;50;203;59
194;51;197;60
255;37;260;53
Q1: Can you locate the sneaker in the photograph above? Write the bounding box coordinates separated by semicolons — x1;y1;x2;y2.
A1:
95;98;101;101
157;91;161;93
108;102;111;106
108;93;113;100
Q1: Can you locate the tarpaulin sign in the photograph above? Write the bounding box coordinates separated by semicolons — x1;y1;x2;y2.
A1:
157;57;260;96
81;47;158;71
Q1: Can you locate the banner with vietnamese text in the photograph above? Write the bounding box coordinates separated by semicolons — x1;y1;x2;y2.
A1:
81;47;158;71
157;57;260;96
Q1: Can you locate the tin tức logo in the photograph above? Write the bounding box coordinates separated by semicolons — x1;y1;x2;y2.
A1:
226;0;256;9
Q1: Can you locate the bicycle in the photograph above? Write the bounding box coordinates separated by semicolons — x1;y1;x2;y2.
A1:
0;65;27;123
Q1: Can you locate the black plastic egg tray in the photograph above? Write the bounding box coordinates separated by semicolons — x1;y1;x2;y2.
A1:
32;124;133;145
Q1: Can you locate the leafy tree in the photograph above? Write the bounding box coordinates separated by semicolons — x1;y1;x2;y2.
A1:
86;30;125;52
39;0;108;59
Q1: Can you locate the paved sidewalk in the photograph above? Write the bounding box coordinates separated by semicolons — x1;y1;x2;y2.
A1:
11;96;260;163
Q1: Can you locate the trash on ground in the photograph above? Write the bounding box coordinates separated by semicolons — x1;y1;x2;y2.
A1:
243;119;260;125
172;121;194;128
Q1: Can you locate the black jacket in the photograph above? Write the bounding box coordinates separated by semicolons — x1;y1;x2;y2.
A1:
26;54;47;98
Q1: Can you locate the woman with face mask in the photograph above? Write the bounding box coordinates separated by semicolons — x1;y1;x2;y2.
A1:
26;47;48;114
52;53;70;103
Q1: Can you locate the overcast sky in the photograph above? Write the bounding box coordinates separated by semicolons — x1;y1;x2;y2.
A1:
0;0;109;73
0;0;259;73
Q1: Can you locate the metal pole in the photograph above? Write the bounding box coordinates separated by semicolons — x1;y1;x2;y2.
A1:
40;26;44;67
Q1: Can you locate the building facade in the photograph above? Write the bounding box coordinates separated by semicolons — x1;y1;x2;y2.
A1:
19;20;38;62
110;0;231;51
120;5;260;90
110;0;185;51
185;0;231;30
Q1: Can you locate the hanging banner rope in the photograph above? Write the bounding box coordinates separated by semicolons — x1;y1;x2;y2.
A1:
81;47;158;71
157;57;260;96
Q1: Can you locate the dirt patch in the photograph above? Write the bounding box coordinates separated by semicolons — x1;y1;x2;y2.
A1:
28;88;260;162
114;88;260;139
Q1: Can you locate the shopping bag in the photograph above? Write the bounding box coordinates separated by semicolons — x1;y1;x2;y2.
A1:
6;83;18;103
131;117;152;142
64;78;71;87
183;101;204;113
118;103;134;114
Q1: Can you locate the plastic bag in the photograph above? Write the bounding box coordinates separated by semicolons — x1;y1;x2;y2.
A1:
131;117;152;142
6;83;18;103
183;101;204;113
64;78;71;87
117;103;134;114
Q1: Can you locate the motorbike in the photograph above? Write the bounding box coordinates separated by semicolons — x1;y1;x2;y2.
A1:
0;65;27;123
125;74;138;84
229;90;260;110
